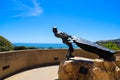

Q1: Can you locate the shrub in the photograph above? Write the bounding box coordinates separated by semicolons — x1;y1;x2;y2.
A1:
27;46;38;49
99;42;120;50
0;35;14;52
14;46;38;50
14;46;27;50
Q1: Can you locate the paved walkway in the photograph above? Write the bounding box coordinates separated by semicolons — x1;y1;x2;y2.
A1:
5;65;59;80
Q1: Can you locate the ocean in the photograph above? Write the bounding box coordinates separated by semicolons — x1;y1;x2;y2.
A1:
13;43;79;49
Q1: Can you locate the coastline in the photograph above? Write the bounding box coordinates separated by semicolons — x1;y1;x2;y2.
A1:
13;43;79;49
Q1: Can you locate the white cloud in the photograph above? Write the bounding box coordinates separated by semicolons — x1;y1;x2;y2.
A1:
13;0;43;17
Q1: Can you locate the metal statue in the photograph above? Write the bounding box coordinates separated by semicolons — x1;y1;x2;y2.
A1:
53;27;74;60
52;27;116;60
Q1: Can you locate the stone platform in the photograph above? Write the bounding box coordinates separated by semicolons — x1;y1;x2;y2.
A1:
58;57;120;80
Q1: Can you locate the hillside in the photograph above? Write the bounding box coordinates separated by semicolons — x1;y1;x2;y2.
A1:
0;35;14;51
96;38;120;50
96;38;120;47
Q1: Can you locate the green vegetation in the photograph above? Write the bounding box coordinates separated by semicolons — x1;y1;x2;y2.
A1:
0;35;38;52
0;35;14;52
14;46;27;50
98;42;120;50
14;46;38;50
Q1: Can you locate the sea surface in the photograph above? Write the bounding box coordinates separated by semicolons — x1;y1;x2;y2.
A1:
13;43;79;49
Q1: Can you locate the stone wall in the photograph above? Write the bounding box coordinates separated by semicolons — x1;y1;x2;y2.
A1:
0;49;120;79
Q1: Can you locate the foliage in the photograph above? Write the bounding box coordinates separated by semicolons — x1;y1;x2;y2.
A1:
14;46;27;50
0;35;14;52
98;42;120;50
14;46;38;50
27;46;38;49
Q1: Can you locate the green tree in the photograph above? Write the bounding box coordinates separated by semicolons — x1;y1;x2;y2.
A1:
0;35;14;52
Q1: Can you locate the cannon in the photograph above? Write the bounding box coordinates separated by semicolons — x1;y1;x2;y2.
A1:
52;27;116;60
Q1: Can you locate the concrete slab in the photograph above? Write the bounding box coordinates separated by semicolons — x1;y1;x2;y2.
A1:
5;65;59;80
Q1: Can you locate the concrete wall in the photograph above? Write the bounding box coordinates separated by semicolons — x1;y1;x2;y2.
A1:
0;49;120;79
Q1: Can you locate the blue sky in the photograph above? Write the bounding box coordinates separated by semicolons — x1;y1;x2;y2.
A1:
0;0;120;43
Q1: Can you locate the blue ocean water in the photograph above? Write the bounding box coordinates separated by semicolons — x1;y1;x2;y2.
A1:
13;43;79;49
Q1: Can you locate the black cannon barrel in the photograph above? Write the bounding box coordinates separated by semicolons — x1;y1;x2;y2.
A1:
72;36;116;60
52;27;116;60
